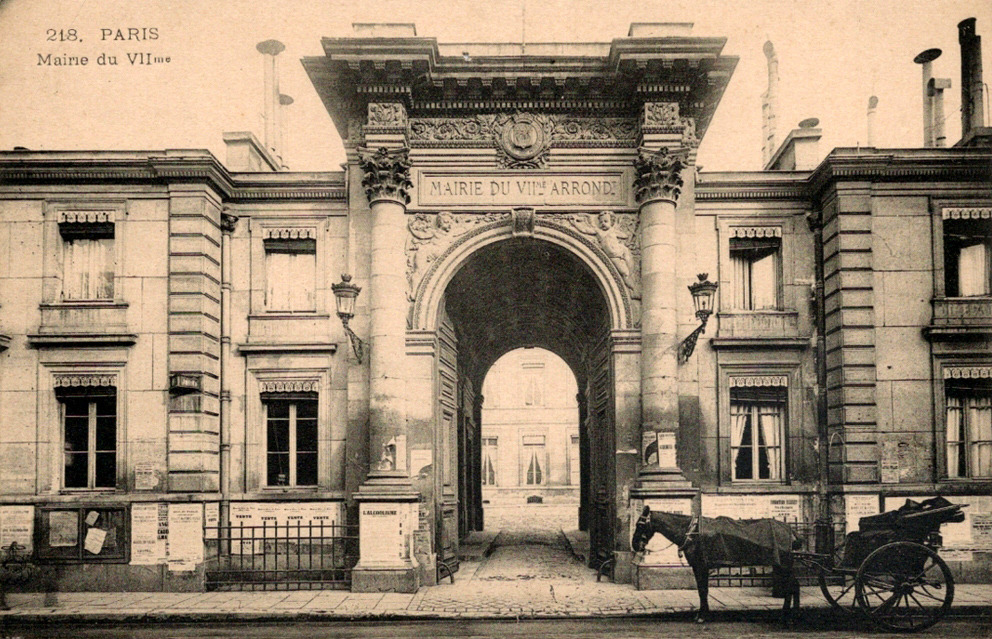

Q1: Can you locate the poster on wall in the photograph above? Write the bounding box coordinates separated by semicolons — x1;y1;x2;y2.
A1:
701;494;803;521
48;511;78;547
167;503;203;572
130;502;168;565
880;442;900;484
203;502;219;540
844;494;880;529
0;505;35;553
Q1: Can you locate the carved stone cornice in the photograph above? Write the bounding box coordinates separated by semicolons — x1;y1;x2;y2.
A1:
633;147;687;205
357;146;413;205
642;102;680;128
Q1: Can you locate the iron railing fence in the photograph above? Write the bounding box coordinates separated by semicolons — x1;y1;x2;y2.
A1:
204;521;358;591
709;518;845;588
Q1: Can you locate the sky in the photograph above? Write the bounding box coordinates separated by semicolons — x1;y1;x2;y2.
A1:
0;0;989;172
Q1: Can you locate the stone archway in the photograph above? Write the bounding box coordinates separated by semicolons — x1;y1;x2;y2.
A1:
405;217;641;580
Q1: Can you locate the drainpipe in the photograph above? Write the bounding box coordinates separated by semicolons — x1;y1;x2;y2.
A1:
809;210;831;553
220;212;238;517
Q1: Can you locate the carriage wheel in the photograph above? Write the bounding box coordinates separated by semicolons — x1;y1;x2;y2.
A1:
854;541;953;632
819;567;859;613
818;540;858;614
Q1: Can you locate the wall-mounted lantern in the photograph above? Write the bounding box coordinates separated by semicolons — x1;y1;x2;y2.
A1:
677;273;718;365
332;273;366;364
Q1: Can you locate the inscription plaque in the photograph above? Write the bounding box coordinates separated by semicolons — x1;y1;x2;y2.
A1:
416;171;630;207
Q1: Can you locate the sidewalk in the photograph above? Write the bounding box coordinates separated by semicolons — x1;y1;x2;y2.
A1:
3;526;990;623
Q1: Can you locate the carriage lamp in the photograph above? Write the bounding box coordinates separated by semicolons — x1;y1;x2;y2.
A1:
677;273;718;365
332;273;366;364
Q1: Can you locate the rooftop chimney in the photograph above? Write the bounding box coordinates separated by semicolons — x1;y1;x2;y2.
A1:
761;41;779;166
278;94;294;170
959;18;985;139
765;118;821;171
866;95;879;146
256;39;285;163
914;48;942;147
928;77;952;147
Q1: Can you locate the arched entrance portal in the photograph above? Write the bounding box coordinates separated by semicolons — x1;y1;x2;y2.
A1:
410;229;634;578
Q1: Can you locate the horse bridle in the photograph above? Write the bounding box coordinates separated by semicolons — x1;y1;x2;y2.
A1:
635;510;699;555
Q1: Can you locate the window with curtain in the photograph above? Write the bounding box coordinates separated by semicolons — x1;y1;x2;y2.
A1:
523;434;545;485
730;383;786;481
264;394;318;487
59;387;117;489
482;437;498;486
944;218;992;297
946;380;992;479
60;223;115;300
264;238;316;311
730;236;780;310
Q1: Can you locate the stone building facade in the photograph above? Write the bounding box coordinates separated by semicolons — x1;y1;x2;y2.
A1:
0;21;990;593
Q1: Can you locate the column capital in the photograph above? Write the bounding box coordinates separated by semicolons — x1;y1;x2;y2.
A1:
633;146;688;205
358;146;413;205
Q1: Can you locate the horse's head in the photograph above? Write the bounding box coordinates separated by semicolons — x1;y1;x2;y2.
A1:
631;506;654;552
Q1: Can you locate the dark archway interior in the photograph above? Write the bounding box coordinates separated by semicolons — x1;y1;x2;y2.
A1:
443;238;610;393
440;238;615;558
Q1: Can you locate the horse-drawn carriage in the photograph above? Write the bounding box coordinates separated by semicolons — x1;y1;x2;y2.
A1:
632;496;966;632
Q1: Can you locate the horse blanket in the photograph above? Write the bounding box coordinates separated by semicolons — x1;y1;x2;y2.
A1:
694;516;798;568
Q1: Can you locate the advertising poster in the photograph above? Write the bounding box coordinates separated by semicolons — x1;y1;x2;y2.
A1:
49;510;78;547
167;503;203;571
844;494;880;529
130;502;167;565
0;505;35;553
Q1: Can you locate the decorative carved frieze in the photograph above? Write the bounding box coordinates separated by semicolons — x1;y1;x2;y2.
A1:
642;102;680;128
944;366;992;379
54;373;116;388
730;226;782;238
367;102;408;129
633;147;687;204
357;146;413;205
942;207;992;220
263;227;316;240
681;117;698;148
729;375;788;387
259;379;321;393
58;210;115;224
408;114;638;166
405;211;509;300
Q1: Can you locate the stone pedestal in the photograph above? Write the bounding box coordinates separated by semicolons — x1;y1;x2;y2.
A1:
631;493;698;590
351;491;421;593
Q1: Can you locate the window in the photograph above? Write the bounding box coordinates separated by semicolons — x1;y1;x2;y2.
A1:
265;237;316;311
523;435;546;485
60;222;115;300
946;379;992;478
729;382;785;481
482;437;498;486
944;218;991;297
36;506;128;562
264;395;318;487
730;232;781;310
59;388;117;489
521;361;544;406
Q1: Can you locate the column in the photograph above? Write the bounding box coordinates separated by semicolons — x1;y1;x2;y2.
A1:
633;145;691;489
352;102;421;593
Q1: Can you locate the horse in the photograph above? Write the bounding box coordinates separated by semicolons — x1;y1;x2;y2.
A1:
631;506;802;624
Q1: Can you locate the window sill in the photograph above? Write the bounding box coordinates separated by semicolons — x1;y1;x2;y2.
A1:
28;332;138;348
238;341;337;354
41;300;128;309
251;312;329;319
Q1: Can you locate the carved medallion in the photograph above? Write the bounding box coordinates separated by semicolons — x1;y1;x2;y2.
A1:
496;113;553;168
